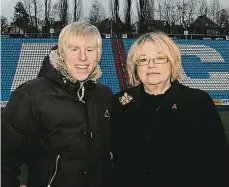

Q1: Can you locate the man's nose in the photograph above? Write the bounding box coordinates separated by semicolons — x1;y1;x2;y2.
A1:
78;50;87;61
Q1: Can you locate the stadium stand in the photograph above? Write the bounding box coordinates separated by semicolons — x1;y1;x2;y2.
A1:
123;39;229;105
111;39;129;90
1;38;120;107
1;38;229;107
1;37;228;186
98;39;120;93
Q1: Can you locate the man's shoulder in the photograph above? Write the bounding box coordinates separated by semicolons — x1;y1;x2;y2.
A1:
96;83;114;98
97;83;112;91
14;78;53;96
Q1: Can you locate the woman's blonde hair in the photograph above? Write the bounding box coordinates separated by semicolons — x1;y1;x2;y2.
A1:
58;21;102;60
127;32;182;86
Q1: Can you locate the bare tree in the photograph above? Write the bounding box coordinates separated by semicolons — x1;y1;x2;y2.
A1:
1;16;8;33
146;0;155;21
51;0;70;26
114;0;119;21
88;0;105;26
13;1;30;33
59;0;69;25
32;0;38;30
124;0;132;28
218;8;229;34
44;0;52;31
197;0;209;16
52;2;60;20
161;0;197;26
176;0;189;25
155;0;162;20
216;8;229;30
137;0;144;24
170;0;179;24
73;0;82;21
23;0;33;24
186;0;197;24
209;0;220;23
109;0;115;18
159;0;175;23
23;0;43;31
137;0;155;32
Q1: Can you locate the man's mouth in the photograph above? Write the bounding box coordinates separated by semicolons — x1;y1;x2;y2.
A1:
75;65;89;69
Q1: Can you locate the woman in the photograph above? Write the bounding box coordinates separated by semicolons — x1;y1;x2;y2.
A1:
110;32;229;187
2;21;113;187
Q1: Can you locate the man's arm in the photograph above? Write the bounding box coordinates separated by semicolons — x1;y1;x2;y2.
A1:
1;88;37;187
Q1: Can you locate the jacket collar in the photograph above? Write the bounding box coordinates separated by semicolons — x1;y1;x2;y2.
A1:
124;80;181;109
42;50;97;96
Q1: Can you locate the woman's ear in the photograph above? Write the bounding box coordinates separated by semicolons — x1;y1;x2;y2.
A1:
134;67;139;81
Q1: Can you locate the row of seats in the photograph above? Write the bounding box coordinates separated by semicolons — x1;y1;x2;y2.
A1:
1;39;120;102
1;38;229;103
123;39;229;100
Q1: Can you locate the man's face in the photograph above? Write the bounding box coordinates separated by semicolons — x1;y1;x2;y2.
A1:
64;36;99;81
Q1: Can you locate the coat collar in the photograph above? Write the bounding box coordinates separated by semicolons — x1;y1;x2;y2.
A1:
41;49;98;97
119;80;181;110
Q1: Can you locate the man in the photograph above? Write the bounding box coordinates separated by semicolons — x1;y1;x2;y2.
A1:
2;21;113;187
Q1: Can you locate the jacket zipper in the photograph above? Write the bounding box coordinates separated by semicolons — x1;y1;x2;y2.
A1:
47;155;60;187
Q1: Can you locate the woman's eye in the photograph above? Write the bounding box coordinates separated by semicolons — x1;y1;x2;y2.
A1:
140;58;147;62
157;57;164;60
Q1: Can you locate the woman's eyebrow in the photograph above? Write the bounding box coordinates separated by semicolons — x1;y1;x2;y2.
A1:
138;54;147;57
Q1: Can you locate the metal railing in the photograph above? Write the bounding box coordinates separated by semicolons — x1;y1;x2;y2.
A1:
1;33;229;40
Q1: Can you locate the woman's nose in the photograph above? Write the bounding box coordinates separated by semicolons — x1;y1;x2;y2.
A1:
148;59;157;68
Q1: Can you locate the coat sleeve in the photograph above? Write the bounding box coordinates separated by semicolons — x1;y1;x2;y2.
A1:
109;94;122;186
109;94;119;161
1;88;38;187
200;91;229;185
38;45;58;78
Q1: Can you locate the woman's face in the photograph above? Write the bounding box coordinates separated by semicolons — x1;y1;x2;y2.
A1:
136;42;172;88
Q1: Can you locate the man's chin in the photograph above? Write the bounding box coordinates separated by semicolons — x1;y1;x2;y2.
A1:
73;74;90;82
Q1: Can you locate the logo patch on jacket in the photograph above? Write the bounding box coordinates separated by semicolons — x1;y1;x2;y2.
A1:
104;110;110;118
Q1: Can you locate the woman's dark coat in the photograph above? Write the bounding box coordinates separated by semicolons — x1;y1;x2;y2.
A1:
110;81;229;187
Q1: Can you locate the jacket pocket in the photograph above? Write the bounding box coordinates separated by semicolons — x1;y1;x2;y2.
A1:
41;130;81;152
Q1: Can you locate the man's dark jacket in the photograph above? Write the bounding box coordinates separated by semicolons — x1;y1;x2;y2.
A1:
110;81;229;187
2;50;113;187
38;45;57;78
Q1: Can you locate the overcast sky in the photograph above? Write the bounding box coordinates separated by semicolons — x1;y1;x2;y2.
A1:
1;0;229;22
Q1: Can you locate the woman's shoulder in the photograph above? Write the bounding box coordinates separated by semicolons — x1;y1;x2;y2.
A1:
114;85;140;98
178;83;213;105
111;85;141;107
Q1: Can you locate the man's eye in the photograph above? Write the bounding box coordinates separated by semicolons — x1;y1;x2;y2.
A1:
87;49;93;52
71;48;78;51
